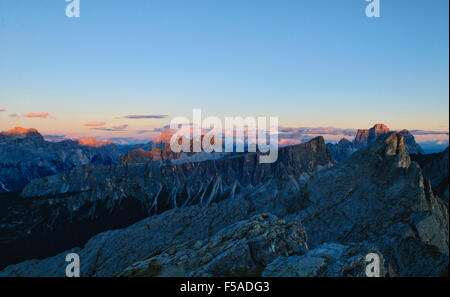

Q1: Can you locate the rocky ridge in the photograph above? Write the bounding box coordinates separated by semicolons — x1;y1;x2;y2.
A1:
0;137;334;269
1;132;447;276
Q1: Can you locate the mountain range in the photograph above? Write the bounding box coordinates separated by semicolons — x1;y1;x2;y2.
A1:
0;125;448;276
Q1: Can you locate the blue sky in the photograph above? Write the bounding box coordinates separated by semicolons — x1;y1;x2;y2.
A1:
0;0;448;139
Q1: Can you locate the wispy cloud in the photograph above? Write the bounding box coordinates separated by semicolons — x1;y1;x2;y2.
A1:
44;134;67;141
84;121;106;127
410;130;449;136
112;124;128;131
91;124;129;132
122;115;168;119
136;129;154;134
108;137;148;145
0;108;5;112
8;113;19;118
279;127;357;137
24;112;49;119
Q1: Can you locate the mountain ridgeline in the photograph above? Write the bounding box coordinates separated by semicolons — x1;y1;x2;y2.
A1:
0;136;334;269
0;132;447;276
327;124;425;162
0;125;448;276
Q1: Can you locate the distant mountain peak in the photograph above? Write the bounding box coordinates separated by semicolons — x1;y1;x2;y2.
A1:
1;127;44;142
2;126;40;136
329;124;424;162
354;123;390;148
338;138;351;145
77;138;113;148
372;123;389;131
152;131;173;144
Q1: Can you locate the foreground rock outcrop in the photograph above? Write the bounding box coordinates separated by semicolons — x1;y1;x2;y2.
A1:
262;242;391;277
119;214;307;277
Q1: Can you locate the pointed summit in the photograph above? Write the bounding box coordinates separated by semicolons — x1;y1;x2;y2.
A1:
152;131;173;144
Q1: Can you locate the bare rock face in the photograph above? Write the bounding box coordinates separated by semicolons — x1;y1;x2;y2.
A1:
399;129;425;155
0;137;334;269
327;138;357;162
329;124;424;162
262;242;391;277
119;145;182;165
297;132;449;276
354;123;390;148
119;214;307;277
411;147;449;201
119;148;158;164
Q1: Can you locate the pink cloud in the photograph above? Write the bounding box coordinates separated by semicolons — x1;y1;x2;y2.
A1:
279;138;302;147
91;124;129;132
84;122;106;127
24;112;49;119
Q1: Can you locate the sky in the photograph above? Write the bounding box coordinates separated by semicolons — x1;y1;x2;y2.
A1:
0;0;449;142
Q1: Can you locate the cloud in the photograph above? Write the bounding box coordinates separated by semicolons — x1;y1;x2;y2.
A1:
9;113;19;118
112;124;128;131
279;127;357;137
108;138;149;145
122;115;168;119
91;124;128;132
410;130;449;136
44;134;67;141
0;108;5;112
24;112;49;119
84;122;106;127
136;130;154;134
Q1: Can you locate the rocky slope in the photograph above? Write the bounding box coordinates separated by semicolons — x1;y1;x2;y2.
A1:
0;137;334;269
298;133;448;276
1;132;447;276
411;147;449;202
119;214;308;277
